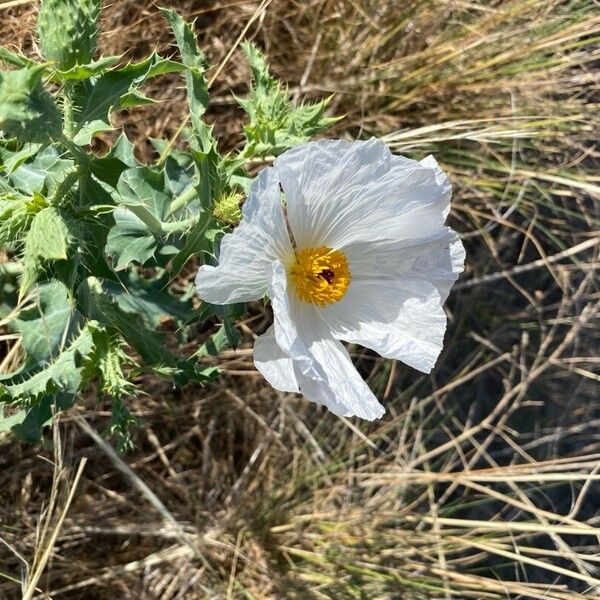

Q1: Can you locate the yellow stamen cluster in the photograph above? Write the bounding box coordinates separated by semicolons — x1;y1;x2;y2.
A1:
288;246;350;307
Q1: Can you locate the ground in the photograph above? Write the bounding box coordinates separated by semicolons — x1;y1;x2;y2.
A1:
0;0;599;598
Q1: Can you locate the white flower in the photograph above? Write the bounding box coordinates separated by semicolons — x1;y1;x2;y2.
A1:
196;138;465;420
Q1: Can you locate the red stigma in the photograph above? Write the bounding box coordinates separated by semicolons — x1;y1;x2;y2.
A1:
318;269;335;284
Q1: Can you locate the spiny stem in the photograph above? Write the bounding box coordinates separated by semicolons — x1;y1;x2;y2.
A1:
52;165;85;206
62;82;76;139
169;185;198;215
125;204;164;236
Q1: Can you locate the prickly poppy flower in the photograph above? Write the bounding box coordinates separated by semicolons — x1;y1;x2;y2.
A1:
196;139;465;420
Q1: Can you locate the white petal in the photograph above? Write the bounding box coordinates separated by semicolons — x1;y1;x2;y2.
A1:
266;260;385;420
322;231;465;372
274;138;451;249
195;167;293;304
253;325;299;393
324;279;447;372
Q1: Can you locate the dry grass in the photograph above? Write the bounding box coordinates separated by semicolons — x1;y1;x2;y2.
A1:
1;0;599;598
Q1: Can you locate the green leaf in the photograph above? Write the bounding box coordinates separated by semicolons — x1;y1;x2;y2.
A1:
190;145;220;208
11;392;75;443
0;190;42;247
0;46;37;69
169;208;215;277
239;42;339;157
1;324;93;400
20;207;71;296
89;134;137;187
9;146;74;195
88;283;208;383
195;321;240;358
103;270;193;330
74;53;185;133
14;280;75;366
72;119;113;146
103;397;140;453
161;9;209;137
116;166;170;224
95;332;138;398
105;165;190;270
56;55;120;81
164;151;195;197
0;282;97;438
0;66;62;142
76;206;118;281
0;143;42;175
105;207;157;270
0;403;26;433
27;206;70;261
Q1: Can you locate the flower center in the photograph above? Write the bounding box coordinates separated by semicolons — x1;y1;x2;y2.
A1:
288;246;351;307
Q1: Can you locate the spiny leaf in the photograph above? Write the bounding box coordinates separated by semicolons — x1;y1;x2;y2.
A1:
104;167;170;269
11;392;75;443
0;281;97;439
0;403;26;434
103;270;194;330
56;55;120;81
73;53;186;135
116;167;170;224
0;46;36;69
161;9;209;125
95;332;138;398
89;134;138;187
20;207;71;297
195;321;241;358
0;191;42;246
88;282;211;384
14;280;75;366
105;207;157;271
103;397;140;453
0;324;94;401
162;8;217;163
239;42;339;157
169;208;215;277
0;66;62;143
27;206;70;261
8;146;74;196
0;143;42;175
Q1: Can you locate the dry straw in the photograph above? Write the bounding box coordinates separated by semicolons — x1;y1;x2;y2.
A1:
1;0;599;597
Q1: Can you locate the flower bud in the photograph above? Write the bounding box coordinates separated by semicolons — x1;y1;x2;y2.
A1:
37;0;101;70
212;191;243;225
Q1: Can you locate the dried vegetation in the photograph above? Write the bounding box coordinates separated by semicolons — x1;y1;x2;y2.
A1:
1;0;599;598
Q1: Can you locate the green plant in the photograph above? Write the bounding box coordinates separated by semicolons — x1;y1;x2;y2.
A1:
0;2;336;445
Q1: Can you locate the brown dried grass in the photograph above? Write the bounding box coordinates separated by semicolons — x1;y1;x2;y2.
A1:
1;0;599;598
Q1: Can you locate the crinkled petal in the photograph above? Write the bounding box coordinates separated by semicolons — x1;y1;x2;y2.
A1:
274;138;451;248
266;260;385;420
195;167;293;304
322;231;465;372
253;325;299;393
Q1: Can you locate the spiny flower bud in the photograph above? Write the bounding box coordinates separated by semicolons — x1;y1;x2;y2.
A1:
37;0;101;70
212;191;243;225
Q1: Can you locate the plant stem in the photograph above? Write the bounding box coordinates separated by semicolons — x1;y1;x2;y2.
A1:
52;167;84;205
169;185;198;215
125;205;164;236
162;215;199;234
62;82;76;139
59;134;89;165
